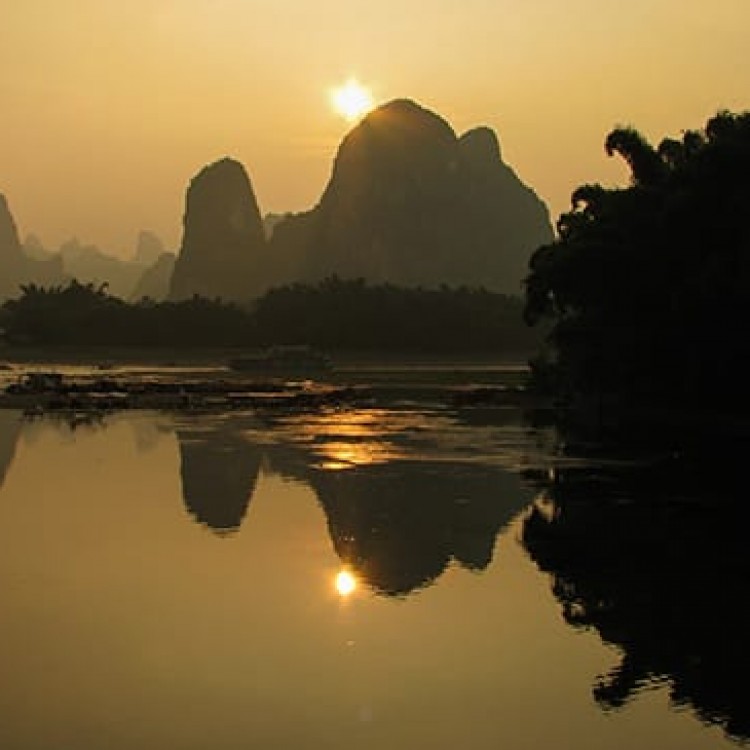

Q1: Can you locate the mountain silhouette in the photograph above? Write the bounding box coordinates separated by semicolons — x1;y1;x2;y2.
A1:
269;99;553;294
132;230;165;266
0;194;64;300
5;228;168;301
0;195;24;268
22;233;55;261
168;158;268;303
58;238;145;299
129;251;176;302
262;212;290;239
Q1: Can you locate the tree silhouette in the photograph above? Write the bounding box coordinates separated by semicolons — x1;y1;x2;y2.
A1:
525;110;750;414
2;277;537;353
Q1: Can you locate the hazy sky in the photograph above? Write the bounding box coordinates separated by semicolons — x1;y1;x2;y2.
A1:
1;0;748;257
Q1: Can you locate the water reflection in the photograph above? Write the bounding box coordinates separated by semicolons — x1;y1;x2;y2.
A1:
176;421;263;533
1;405;748;746
522;461;750;743
0;410;22;489
307;461;524;596
260;407;536;596
334;568;357;597
172;406;536;595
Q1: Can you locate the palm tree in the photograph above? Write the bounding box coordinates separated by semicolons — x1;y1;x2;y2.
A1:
605;127;666;187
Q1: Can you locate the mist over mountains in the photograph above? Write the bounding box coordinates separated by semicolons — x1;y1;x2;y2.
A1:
0;195;175;302
0;196;63;299
2;99;552;305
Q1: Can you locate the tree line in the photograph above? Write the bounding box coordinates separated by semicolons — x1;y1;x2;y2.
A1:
524;110;750;412
0;277;538;353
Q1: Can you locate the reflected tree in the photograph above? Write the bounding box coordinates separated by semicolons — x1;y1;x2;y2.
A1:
522;462;750;741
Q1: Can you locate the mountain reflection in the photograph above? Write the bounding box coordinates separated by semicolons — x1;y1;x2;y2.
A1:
522;461;750;742
262;407;535;596
176;421;263;534
0;405;534;594
0;410;22;489
173;407;534;594
1;410;106;490
306;462;523;596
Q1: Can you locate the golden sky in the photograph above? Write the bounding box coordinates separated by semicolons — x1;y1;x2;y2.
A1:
1;0;748;257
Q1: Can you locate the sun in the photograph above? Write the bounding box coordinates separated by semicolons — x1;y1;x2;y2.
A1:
335;569;357;597
330;78;374;122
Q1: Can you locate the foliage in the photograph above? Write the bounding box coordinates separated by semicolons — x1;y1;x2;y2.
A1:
2;280;250;346
524;111;750;409
253;276;536;352
1;277;536;353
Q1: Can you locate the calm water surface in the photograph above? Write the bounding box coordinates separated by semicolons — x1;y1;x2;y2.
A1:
0;404;745;749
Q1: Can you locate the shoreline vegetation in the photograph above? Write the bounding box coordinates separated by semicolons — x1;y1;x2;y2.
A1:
0;277;541;410
524;110;750;444
0;277;538;354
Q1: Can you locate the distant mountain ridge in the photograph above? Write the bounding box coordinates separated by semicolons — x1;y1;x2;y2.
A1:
0;192;177;302
2;99;553;304
59;238;146;299
129;252;176;302
0;194;64;299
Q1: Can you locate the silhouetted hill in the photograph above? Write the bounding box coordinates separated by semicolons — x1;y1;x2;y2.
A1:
59;238;143;299
169;157;268;303
132;230;165;265
269;99;553;294
0;195;64;299
0;194;25;297
129;252;176;302
458;126;553;295
22;234;54;261
262;212;290;240
10;230;167;301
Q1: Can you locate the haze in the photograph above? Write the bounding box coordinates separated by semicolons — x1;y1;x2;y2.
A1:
1;0;748;256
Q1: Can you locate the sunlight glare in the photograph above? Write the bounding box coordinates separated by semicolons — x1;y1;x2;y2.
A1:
335;569;357;597
330;79;374;122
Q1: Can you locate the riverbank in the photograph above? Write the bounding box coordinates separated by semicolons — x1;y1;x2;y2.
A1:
0;351;537;413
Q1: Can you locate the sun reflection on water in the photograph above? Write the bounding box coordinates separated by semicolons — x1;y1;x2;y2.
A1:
265;404;541;476
317;440;394;470
335;569;357;597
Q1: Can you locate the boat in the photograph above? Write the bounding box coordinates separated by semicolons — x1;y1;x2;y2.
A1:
228;345;332;377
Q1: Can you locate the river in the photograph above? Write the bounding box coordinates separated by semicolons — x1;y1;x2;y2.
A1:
0;399;746;749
